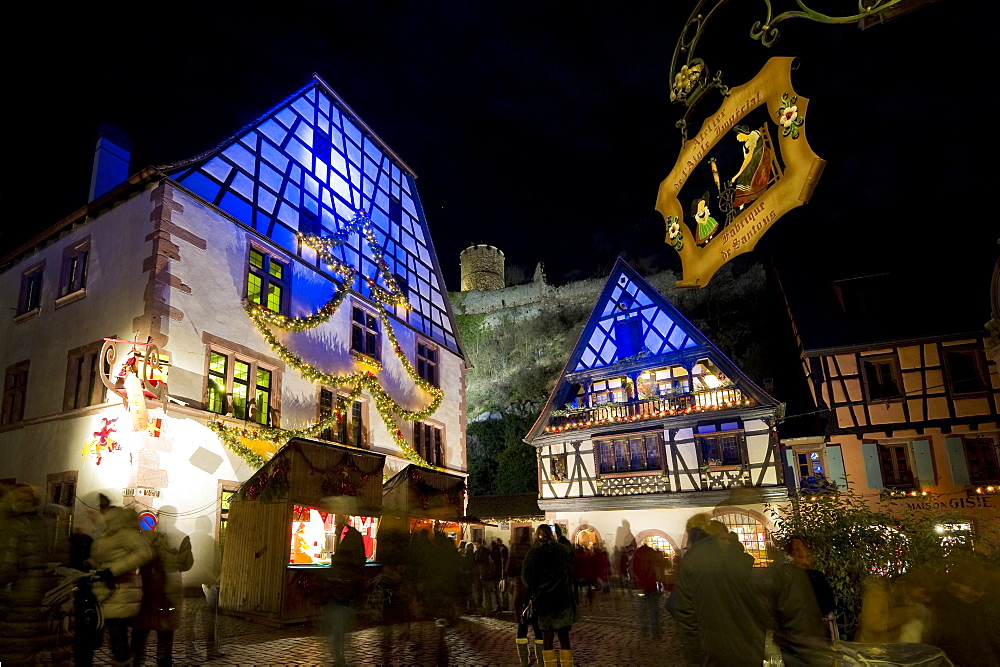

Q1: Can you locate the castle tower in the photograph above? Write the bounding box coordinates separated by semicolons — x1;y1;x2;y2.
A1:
460;244;505;291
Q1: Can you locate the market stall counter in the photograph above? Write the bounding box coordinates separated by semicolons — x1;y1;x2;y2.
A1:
219;437;384;625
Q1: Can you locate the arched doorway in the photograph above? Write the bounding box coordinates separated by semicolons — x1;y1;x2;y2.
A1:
573;524;601;549
713;508;773;566
634;529;679;572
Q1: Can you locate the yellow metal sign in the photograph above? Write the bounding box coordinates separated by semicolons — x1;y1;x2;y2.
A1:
657;57;825;287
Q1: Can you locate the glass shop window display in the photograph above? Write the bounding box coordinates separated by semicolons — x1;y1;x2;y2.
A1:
288;505;379;566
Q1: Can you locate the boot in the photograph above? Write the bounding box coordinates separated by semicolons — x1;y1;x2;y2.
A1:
542;649;558;667
515;638;530;666
560;649;574;667
534;639;545;663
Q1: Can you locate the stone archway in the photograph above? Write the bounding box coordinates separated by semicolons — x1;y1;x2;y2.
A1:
572;524;601;549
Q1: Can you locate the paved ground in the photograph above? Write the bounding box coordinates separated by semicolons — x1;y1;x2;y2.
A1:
93;588;686;666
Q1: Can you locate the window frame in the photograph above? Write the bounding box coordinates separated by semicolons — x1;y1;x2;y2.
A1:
204;344;280;426
861;353;904;403
16;262;44;318
64;340;112;411
943;344;990;398
696;422;747;467
414;421;445;467
792;446;827;489
58;238;90;301
416;339;439;387
350;302;381;362
2;361;30;426
877;441;915;488
595;431;664;475
963;435;1000;484
245;245;290;315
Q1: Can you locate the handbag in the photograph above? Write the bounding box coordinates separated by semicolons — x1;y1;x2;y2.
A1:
520;598;535;624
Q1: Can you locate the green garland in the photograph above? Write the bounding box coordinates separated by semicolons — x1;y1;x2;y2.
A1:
217;208;446;471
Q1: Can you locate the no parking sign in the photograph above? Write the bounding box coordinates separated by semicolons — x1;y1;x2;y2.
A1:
138;511;158;531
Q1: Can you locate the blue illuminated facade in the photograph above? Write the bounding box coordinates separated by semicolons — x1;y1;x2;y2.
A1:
166;76;458;351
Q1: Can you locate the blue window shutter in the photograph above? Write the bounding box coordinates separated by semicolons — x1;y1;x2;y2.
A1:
911;439;935;487
945;436;971;486
782;448;796;491
825;445;848;491
862;442;884;489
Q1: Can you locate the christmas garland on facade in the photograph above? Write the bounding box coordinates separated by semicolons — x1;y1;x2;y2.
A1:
216;209;445;471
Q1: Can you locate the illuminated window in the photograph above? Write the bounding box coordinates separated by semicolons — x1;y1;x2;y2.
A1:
416;341;438;387
59;239;89;298
65;341;111;410
944;345;989;396
697;422;745;466
596;432;662;474
206;349;277;425
17;264;44;316
935;522;974;549
862;354;903;402
793;447;826;489
640;534;677;564
2;361;29;425
716;511;770;566
247;247;288;314
351;305;380;360
592;378;625;404
414;422;444;466
550;454;568;481
46;470;78;540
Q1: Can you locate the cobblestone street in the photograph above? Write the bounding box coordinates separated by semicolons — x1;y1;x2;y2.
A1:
94;588;686;666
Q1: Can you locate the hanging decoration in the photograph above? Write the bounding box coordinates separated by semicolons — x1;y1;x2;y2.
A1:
225;208;446;471
85;417;120;465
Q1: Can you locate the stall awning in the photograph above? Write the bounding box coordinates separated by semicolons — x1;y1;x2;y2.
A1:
382;465;466;520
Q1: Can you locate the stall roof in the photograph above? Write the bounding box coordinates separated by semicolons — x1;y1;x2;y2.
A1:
465;493;544;522
382;465;466;520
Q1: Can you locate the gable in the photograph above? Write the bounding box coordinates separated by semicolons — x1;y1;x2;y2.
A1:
165;77;459;353
573;264;698;372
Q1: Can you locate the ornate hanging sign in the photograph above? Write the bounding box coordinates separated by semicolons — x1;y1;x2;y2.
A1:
656;57;825;288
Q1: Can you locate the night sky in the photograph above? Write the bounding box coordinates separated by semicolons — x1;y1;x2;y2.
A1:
4;1;991;313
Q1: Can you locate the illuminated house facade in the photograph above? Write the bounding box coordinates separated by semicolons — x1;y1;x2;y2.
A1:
778;268;1000;542
0;76;467;586
524;259;787;565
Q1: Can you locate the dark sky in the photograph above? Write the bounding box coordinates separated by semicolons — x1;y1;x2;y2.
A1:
4;1;992;311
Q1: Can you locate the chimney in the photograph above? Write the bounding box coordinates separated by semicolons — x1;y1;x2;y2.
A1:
89;123;132;201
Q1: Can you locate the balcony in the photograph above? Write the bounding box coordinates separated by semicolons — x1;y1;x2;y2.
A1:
544;387;749;433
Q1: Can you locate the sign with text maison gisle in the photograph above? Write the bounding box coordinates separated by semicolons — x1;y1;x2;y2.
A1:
657;57;826;288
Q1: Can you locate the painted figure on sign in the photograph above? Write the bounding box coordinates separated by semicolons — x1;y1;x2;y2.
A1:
692;194;718;245
731;125;773;209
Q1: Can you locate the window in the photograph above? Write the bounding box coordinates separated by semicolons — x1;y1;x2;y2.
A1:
46;470;77;539
715;511;771;566
247;247;288;314
795;448;826;489
59;239;89;298
414;422;444;466
944;345;989;396
65;341;111;410
318;389;364;446
550;454;567;481
352;400;364;448
596;432;663;474
351;305;380;360
416;341;438;386
862;354;903;401
591;378;625;404
697;422;745;466
17;264;44;316
964;436;1000;483
206;349;277;425
2;361;29;425
878;442;914;488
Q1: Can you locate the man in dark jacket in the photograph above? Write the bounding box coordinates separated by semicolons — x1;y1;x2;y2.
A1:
321;511;367;667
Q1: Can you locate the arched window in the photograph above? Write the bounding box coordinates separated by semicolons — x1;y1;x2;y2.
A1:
573;525;601;549
714;509;772;566
635;530;679;570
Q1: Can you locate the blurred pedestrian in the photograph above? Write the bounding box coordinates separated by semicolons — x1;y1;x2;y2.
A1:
522;524;578;667
131;506;193;666
631;541;665;639
507;527;542;665
87;496;155;667
0;484;72;664
474;539;498;614
784;535;836;639
925;559;1000;665
320;507;366;667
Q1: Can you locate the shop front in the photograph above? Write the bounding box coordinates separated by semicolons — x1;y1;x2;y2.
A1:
219;437;384;625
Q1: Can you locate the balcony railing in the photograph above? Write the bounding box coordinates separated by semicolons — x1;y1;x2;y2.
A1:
545;387;748;433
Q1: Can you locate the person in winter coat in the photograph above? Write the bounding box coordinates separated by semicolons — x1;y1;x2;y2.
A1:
507;527;542;666
0;484;73;665
130;507;193;666
522;524;578;667
631;542;666;639
87;499;154;666
321;511;367;667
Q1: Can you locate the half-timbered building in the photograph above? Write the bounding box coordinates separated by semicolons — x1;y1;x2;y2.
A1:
778;267;1000;542
524;259;787;566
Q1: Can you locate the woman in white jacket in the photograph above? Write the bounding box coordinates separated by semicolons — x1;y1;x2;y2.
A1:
88;503;153;666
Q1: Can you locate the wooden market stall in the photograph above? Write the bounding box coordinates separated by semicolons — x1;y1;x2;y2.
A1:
219;437;384;625
378;465;468;544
